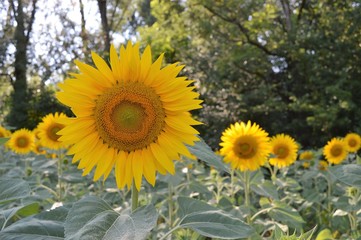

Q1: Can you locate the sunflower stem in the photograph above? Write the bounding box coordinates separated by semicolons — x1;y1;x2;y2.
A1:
131;181;139;212
168;182;174;227
230;168;235;202
57;150;63;202
244;170;251;224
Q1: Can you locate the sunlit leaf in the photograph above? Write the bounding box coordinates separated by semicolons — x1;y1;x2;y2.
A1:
328;164;361;188
187;138;230;173
177;197;254;239
65;196;157;240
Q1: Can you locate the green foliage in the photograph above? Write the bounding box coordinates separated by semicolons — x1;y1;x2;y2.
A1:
139;0;361;148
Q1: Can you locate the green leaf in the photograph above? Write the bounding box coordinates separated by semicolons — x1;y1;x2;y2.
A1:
177;197;254;239
187;138;230;173
328;164;361;188
0;206;68;240
0;179;31;204
251;180;279;200
65;196;158;240
315;228;333;240
0;202;40;229
0;138;9;145
268;201;305;230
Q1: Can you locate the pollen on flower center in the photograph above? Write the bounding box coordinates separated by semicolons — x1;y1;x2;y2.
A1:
233;138;256;159
348;139;357;147
331;145;342;156
95;81;165;152
48;124;63;141
17;137;28;148
275;146;289;158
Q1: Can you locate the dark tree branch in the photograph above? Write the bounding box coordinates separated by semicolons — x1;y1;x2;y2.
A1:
297;0;307;22
25;0;37;44
97;0;111;51
8;0;17;21
203;5;277;56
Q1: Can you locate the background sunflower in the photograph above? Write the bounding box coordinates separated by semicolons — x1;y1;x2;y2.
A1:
219;121;271;171
269;134;298;168
323;138;348;164
7;128;35;154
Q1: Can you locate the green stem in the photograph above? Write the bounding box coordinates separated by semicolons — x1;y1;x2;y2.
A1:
326;170;332;228
168;182;174;227
57;150;63;202
131;181;139;212
230;168;235;202
159;226;180;240
244;170;251;224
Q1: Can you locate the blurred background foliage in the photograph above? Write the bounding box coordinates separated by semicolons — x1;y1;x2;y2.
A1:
0;0;360;148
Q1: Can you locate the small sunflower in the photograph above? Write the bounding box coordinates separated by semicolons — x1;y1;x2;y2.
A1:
7;128;35;154
323;138;348;164
344;133;361;153
37;112;67;150
269;134;298;168
299;150;314;161
33;141;46;155
318;160;328;171
219;121;271;171
56;42;202;190
0;126;11;138
302;161;311;169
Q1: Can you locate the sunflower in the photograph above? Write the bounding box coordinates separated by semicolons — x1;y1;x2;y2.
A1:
56;42;202;190
7;128;35;154
37;112;67;150
344;133;361;153
269;134;298;168
299;150;314;161
323;138;348;164
318;160;328;171
0;126;11;138
302;161;311;169
33;141;46;155
219;121;271;171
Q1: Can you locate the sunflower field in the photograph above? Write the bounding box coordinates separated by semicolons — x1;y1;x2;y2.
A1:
1;0;361;240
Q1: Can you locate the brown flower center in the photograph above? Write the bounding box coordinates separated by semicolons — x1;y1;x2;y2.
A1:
94;82;165;152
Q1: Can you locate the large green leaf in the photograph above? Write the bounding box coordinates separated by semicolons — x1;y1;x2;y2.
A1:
65;196;158;240
177;197;254;239
328;164;361;188
0;206;68;240
0;202;40;229
187;138;230;173
251;180;279;200
0;179;31;204
267;201;305;230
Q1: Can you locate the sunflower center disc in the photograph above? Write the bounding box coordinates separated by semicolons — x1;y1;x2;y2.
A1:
95;82;165;152
331;146;342;157
349;139;357;147
234;138;256;159
17;137;28;148
48;124;63;141
276;146;289;159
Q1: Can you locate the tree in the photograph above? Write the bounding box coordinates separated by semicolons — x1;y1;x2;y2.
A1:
138;0;361;148
5;0;37;129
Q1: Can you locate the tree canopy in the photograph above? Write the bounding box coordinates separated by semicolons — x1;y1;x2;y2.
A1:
1;0;360;148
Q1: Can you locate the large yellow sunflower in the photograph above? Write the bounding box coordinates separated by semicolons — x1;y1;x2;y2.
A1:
0;126;11;138
344;133;361;153
299;150;314;160
269;134;298;168
219;121;271;171
37;112;67;150
56;42;202;190
323;138;348;164
7;128;35;154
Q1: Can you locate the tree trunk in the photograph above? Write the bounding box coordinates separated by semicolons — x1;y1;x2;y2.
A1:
97;0;111;52
6;0;37;129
